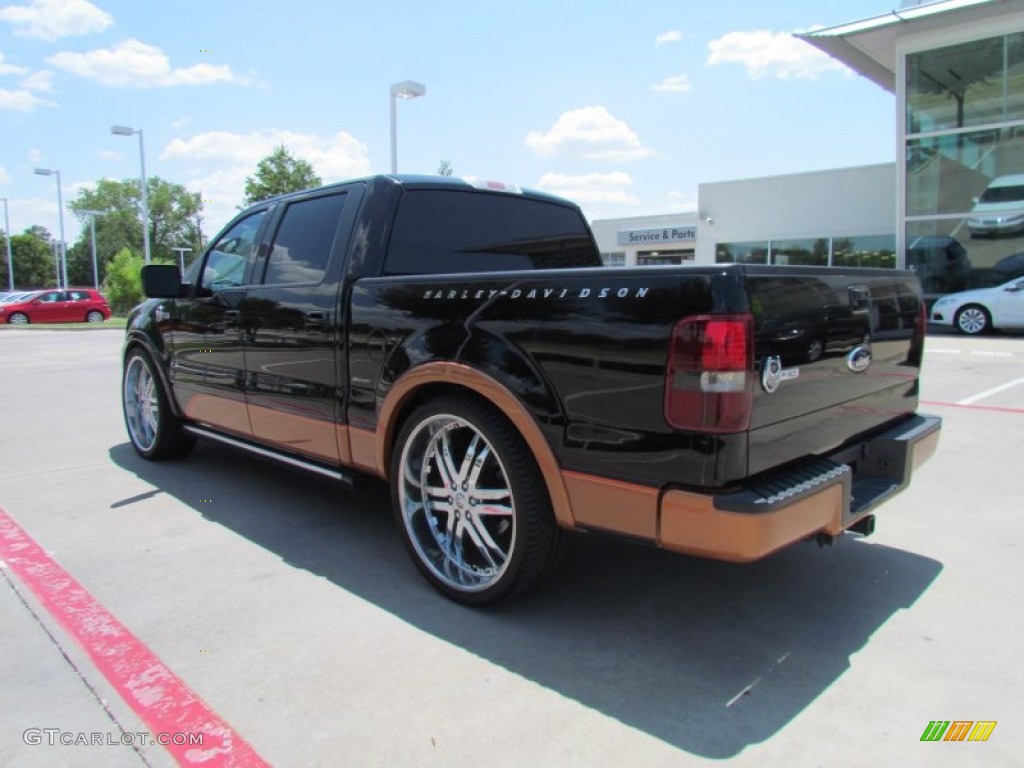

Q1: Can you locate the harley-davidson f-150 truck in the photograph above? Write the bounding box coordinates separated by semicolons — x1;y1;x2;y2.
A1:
123;175;940;605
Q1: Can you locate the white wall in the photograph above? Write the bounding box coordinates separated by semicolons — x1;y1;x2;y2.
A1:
695;163;896;263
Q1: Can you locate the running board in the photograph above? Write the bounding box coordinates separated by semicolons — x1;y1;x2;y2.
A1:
183;425;356;486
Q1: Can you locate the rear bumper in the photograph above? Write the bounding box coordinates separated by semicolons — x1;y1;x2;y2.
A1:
657;414;941;561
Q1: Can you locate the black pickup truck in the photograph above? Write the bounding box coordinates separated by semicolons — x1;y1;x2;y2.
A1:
123;175;940;605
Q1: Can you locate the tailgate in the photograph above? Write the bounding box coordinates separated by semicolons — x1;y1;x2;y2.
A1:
745;269;925;476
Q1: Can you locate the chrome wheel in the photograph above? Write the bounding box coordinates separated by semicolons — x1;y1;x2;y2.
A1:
124;355;159;452
398;413;516;593
8;312;28;325
86;310;104;323
955;305;989;335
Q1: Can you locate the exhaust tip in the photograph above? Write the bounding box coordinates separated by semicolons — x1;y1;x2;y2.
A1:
849;514;876;537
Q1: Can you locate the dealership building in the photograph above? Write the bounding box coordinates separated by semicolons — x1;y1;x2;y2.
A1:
591;0;1024;295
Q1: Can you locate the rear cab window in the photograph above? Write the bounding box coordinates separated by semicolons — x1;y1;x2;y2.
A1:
383;190;600;275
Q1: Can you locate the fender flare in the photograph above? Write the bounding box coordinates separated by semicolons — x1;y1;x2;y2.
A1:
367;362;577;530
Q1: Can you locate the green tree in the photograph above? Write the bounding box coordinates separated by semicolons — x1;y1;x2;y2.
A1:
67;177;203;284
243;146;321;205
0;226;57;289
437;159;453;177
102;248;146;314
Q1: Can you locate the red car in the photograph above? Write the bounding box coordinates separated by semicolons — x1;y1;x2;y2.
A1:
0;288;111;324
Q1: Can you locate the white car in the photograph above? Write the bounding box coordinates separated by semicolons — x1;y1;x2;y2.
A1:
967;175;1024;237
930;277;1024;334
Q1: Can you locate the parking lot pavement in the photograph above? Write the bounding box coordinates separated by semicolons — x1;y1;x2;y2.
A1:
0;328;1021;767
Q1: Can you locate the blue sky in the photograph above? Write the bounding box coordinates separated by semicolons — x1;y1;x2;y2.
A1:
1;0;898;243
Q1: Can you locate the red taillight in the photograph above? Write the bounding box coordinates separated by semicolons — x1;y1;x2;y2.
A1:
664;314;754;433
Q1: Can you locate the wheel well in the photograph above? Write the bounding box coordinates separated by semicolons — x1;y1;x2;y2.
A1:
385;382;507;472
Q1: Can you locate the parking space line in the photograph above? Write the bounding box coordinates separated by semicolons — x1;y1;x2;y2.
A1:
921;400;1024;414
956;375;1024;406
0;508;270;768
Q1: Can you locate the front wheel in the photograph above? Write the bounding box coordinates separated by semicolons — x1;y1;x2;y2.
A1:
391;396;561;606
955;304;991;335
122;348;195;459
7;312;28;325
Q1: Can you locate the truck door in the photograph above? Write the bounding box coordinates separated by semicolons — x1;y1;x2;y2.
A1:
167;209;268;437
241;187;358;464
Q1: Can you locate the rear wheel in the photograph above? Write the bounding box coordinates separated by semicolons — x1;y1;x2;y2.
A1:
954;304;990;335
122;348;195;459
391;396;561;606
8;312;28;325
86;310;104;323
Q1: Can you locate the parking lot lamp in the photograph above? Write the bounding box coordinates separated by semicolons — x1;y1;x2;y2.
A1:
110;125;151;264
2;197;12;290
33;168;68;288
79;210;107;290
390;80;426;174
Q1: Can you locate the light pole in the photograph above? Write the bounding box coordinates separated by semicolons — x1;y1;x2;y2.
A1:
389;80;426;174
111;125;151;264
33;168;68;288
1;197;13;291
79;210;107;290
172;246;192;273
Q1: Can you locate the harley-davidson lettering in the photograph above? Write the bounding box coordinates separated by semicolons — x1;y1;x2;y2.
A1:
421;286;650;301
761;355;800;393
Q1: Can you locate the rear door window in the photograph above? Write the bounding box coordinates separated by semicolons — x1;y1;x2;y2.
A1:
260;192;348;285
384;190;600;275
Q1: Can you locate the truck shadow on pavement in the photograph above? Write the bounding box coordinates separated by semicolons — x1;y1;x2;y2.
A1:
111;441;943;760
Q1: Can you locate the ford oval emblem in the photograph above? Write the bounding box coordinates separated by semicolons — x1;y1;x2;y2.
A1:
846;346;872;374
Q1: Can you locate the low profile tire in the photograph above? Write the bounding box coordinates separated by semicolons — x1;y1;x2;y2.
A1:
122;348;195;459
391;396;561;606
954;304;991;335
8;312;28;325
86;310;105;323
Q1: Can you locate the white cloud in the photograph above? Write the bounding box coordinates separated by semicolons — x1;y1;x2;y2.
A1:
656;30;682;47
161;129;372;230
0;53;28;76
0;0;112;41
707;29;846;80
28;147;44;164
0;165;11;184
48;39;238;88
666;190;697;212
653;74;691;93
96;149;119;161
525;107;655;163
0;87;52;111
536;171;640;210
19;70;53;92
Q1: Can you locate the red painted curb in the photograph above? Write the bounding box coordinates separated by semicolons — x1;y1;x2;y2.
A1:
0;508;270;767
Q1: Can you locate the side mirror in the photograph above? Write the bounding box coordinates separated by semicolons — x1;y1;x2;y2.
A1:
141;264;185;298
1005;283;1021;293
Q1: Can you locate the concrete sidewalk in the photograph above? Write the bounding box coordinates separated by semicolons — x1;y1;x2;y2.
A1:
0;567;160;767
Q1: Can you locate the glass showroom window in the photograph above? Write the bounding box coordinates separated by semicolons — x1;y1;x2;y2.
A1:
601;252;626;267
716;242;768;264
770;238;828;266
905;32;1024;293
832;235;896;269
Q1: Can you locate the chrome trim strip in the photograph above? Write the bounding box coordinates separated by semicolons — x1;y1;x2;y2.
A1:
183;425;351;483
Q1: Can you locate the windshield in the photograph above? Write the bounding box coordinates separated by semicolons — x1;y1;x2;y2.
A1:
979;185;1024;204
